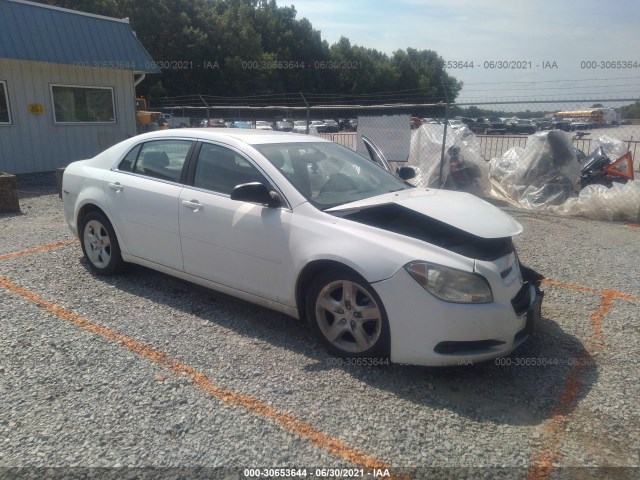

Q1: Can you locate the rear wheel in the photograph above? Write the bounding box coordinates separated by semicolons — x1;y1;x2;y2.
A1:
79;211;124;275
306;270;390;360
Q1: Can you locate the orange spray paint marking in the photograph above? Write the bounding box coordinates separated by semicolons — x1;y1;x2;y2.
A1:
541;279;597;295
542;279;640;302
0;239;77;262
589;292;616;347
527;358;591;480
0;276;402;476
526;278;640;479
6;240;640;479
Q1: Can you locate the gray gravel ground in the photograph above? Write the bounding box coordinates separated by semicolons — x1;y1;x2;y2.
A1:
1;180;639;479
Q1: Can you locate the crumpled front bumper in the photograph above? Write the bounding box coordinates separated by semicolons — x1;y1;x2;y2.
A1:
372;264;544;367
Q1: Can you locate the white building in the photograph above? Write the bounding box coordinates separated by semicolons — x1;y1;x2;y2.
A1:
0;0;159;174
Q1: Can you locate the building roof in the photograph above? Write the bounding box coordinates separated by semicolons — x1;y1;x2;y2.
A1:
0;0;160;73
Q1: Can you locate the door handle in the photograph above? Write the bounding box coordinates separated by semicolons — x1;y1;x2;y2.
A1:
108;182;123;192
182;200;203;212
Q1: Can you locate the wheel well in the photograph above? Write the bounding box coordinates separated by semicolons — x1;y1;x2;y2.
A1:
295;260;362;321
77;203;108;228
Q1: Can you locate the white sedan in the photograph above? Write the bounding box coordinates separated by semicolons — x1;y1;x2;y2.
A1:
62;129;543;366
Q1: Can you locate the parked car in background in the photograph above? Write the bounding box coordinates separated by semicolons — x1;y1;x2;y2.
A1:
310;120;328;133
467;117;507;135
551;119;573;132
273;118;294;132
62;129;542;367
292;120;309;134
533;118;553;130
201;118;227;128
255;120;273;130
323;119;340;133
338;118;358;131
230;121;252;129
447;119;465;130
162;113;190;128
506;119;537;135
569;119;594;130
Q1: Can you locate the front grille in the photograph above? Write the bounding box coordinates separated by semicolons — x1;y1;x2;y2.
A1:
434;339;506;355
511;282;531;317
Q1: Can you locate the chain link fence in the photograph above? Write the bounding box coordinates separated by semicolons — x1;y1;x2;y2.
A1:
148;97;640;222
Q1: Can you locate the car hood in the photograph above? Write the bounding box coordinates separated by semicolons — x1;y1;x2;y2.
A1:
325;188;522;239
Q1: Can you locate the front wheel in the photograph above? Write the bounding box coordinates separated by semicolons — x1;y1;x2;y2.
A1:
306;270;390;360
79;211;124;275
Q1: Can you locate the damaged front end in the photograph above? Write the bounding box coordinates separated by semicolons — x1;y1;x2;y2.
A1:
335;202;515;261
328;189;544;358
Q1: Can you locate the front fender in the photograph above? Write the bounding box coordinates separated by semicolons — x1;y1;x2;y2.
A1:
290;204;476;285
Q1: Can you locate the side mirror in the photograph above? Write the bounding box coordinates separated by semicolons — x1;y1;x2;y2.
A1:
396;166;416;181
230;182;282;208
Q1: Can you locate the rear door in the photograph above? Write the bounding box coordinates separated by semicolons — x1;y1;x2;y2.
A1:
103;139;194;271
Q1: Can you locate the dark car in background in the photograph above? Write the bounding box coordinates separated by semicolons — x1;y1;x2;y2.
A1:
551;119;573;132
507;119;537;135
309;120;329;133
322;119;340;133
468;116;507;135
338;118;358;131
533;118;553;130
569;119;595;130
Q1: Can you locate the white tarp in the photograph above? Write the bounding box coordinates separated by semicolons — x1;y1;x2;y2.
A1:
550;180;640;221
489;130;582;208
489;130;639;222
408;124;490;195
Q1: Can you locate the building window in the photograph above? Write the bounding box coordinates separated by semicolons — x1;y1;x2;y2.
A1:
51;85;115;123
0;81;11;124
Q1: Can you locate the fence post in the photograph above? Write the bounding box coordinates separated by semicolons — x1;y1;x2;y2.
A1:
198;94;210;123
300;92;310;134
439;83;451;187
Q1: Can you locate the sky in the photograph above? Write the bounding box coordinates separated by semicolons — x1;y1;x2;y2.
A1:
288;0;640;107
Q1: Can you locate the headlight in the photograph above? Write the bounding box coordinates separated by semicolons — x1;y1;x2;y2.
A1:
404;261;493;304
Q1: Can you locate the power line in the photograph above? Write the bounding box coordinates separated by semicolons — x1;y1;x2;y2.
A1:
462;76;640;86
462;83;640;93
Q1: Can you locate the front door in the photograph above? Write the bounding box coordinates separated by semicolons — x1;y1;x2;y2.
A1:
178;142;292;303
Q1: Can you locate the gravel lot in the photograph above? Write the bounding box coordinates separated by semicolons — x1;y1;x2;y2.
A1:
1;176;639;479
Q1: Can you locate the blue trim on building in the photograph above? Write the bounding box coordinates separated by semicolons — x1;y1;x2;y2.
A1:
0;0;160;73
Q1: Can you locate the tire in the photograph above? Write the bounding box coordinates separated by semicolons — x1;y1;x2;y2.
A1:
306;269;390;360
79;211;124;275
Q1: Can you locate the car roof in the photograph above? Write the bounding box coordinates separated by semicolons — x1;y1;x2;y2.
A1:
132;128;332;146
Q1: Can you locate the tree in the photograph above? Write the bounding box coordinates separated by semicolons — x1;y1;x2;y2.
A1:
617;100;640;119
34;0;463;103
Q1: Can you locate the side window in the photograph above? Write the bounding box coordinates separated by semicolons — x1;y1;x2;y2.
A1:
0;80;12;124
118;144;141;172
133;140;192;182
194;143;268;194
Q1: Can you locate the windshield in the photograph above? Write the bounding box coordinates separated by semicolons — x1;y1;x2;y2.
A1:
255;142;413;209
